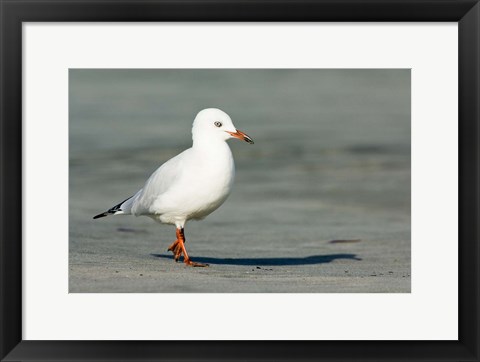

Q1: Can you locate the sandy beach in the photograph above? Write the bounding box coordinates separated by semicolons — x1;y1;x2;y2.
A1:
69;69;410;292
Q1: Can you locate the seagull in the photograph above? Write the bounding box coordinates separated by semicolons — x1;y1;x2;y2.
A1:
93;108;254;267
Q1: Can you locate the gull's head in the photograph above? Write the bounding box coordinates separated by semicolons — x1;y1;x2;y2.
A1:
192;108;254;145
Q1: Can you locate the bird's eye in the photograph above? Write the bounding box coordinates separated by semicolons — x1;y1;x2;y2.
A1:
214;121;222;128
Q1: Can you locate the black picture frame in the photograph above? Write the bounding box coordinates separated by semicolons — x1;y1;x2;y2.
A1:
1;1;479;361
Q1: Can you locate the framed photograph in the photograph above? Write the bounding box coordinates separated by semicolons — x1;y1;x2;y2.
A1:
1;0;478;361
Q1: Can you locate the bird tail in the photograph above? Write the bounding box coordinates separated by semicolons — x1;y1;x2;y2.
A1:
93;196;133;220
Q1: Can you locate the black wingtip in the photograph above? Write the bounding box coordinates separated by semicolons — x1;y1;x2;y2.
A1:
93;212;108;220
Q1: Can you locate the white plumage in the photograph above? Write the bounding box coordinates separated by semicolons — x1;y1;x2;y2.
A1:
93;108;254;267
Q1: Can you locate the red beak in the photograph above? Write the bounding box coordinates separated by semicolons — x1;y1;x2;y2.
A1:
226;129;254;144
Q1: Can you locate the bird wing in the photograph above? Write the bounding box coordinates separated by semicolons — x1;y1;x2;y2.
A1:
130;148;191;215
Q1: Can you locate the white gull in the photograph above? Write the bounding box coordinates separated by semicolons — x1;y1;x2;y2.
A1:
93;108;254;267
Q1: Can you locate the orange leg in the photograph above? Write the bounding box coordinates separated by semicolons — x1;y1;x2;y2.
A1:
167;228;208;267
167;228;184;262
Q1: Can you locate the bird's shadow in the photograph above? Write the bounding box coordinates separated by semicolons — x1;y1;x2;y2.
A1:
151;253;361;266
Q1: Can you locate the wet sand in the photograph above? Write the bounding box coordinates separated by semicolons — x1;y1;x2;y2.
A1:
69;69;410;292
